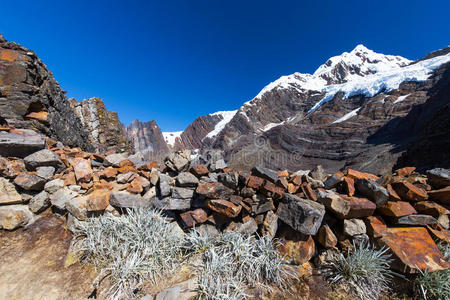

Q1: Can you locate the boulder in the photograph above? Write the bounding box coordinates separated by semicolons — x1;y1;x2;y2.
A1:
379;227;450;273
426;168;450;188
66;196;88;220
151;197;191;210
0;205;34;230
103;153;127;167
180;208;208;227
109;191;148;208
176;172;199;187
71;157;92;183
86;189;110;212
261;210;278;239
172;187;194;199
0;177;22;204
345;169;379;181
218;172;239;189
159;173;172;197
225;218;258;235
0;157;26;178
28;190;50;213
207;199;241;218
166;152;190;172
44;178;64;193
36;166;55;180
276;194;325;235
391;181;428;202
252;166;278;183
317;224;338;248
0;129;46;158
355;179;389;207
49;187;77;210
196;182;234;199
189;164;209;177
343;219;366;237
394;214;438;226
427;186;450;205
24;149;63;170
378;201;417;217
14;173;46;191
318;190;350;219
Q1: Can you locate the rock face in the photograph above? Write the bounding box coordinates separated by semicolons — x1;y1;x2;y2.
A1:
126;120;169;160
0;35;93;151
72;97;131;153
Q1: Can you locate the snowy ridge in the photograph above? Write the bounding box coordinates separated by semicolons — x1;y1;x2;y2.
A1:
162;131;182;147
242;44;450;114
205;110;238;139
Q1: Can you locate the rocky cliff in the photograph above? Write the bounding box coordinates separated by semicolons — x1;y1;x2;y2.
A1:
126;119;169;160
72;97;131;154
0;34;93;151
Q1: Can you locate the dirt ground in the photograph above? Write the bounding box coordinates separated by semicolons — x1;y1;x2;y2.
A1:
0;212;95;300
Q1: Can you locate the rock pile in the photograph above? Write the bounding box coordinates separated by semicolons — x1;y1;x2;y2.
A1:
0;146;449;275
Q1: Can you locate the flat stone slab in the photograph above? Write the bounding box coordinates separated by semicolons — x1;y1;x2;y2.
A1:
0;129;45;158
380;227;450;273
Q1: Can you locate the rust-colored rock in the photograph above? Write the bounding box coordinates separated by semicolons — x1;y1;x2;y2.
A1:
118;165;138;174
71;157;92;183
345;169;379;181
378;201;417;217
380;227;450;273
207;199;241;218
180;208;208;227
387;184;402;201
365;216;388;238
343;196;376;218
86;189;110;212
189;164;209;177
392;181;428;202
290;175;302;186
63;172;76;186
119;159;134;168
343;176;355;197
414;201;450;218
276;176;289;189
98;167;118;179
301;183;317;201
277;170;289;177
427;186;450;205
395;167;416;177
277;235;316;265
261;181;284;199
246;176;265;189
138;161;159;171
0;158;26;178
317;224;337;248
427;226;450;243
196;182;234;199
287;183;299;194
127;178;143;194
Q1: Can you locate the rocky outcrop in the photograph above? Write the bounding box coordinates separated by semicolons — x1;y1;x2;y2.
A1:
126;120;169;160
72;97;131;153
0;34;93;151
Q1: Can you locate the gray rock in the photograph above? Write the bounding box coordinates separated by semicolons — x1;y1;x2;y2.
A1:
427;168;450;188
44;178;65;194
394;214;438;226
24;149;63;170
172;187;194;199
176;172;199;187
110;191;148;208
343;219;366;237
317;190;350;219
0;177;22;204
168;222;185;239
66;196;88;220
210;159;227;171
0;205;34;230
50;187;77;210
143;186;157;200
252;166;278;183
150;168;160;186
303;175;325;189
104;153;126;167
251;195;273;215
324;173;343;189
117;172;136;184
13;174;46;191
276;194;325;235
153;278;198;300
226;218;258;236
150;197;191;210
218;172;239;189
309;165;326;182
128;152;146;168
0;129;46;158
166;152;190;172
196;224;220;237
355;179;389;207
159;173;172;197
262;210;279;239
36;166;55;180
28;190;50;213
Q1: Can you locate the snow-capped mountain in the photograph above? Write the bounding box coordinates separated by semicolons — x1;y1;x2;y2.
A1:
180;44;450;173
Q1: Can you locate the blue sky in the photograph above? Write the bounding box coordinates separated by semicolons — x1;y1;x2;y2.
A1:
1;0;449;131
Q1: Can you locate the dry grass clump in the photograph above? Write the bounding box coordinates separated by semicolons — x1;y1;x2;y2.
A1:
321;242;397;300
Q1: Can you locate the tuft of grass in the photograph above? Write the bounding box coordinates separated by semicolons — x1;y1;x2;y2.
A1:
73;208;184;299
414;242;450;300
188;231;295;299
321;242;397;300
